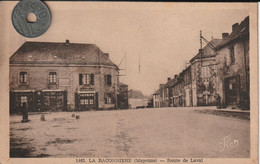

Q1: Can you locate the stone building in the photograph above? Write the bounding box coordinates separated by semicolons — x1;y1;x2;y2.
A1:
181;65;192;107
117;82;129;109
152;89;160;108
159;83;168;107
171;75;184;107
9;40;120;113
189;38;222;106
215;16;249;109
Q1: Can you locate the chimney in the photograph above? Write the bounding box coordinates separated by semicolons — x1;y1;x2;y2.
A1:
174;75;178;78
232;23;239;32
104;53;109;58
222;33;229;39
65;39;70;46
167;77;171;81
159;84;164;88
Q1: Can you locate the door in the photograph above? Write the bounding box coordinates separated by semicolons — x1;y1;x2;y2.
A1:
43;91;65;111
225;76;240;106
185;89;190;107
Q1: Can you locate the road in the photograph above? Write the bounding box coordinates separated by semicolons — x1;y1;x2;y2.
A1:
10;107;250;158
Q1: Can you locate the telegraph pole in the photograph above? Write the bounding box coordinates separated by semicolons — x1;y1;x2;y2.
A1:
139;55;141;74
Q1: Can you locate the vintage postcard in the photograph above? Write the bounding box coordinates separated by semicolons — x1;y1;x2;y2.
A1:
0;1;258;164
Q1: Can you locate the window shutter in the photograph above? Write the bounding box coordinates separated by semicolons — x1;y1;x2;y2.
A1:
79;74;82;85
108;75;112;86
104;93;107;104
91;74;94;85
104;74;107;86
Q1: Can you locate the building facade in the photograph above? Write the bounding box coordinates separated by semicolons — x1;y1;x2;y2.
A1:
117;82;129;109
172;75;184;107
10;40;120;113
215;16;249;109
181;66;193;107
159;84;167;107
153;89;160;108
189;39;222;106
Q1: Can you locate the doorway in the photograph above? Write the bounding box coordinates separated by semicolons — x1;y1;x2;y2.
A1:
224;76;240;106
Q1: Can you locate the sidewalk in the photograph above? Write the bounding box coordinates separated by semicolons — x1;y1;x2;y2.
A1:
193;106;250;113
168;106;250;113
191;106;250;120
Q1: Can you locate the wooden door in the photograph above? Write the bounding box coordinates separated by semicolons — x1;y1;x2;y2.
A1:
225;76;239;106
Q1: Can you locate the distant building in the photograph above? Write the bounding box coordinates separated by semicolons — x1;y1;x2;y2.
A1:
128;98;148;109
189;38;222;106
117;82;129;109
9;40;120;113
159;84;167;107
215;16;249;109
171;75;184;107
181;66;192;107
153;89;160;108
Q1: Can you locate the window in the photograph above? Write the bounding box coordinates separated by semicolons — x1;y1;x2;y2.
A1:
229;46;235;65
49;72;57;84
105;93;113;104
89;99;94;105
79;74;94;85
20;96;27;106
79;93;94;105
19;72;27;83
201;67;210;78
105;74;112;86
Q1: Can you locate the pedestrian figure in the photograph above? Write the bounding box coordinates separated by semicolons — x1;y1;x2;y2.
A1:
216;94;221;109
21;102;30;123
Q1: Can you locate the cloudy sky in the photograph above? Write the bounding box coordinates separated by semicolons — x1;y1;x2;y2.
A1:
4;2;251;95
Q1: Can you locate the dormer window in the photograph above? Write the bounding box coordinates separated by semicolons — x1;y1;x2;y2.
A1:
53;55;57;59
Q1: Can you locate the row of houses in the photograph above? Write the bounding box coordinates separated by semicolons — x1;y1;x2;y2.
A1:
153;16;250;110
9;40;128;113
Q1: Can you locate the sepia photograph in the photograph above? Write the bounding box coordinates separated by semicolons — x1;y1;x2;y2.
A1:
0;1;258;164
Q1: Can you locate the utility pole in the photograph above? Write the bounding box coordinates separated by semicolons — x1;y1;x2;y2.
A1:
200;30;202;50
139;55;141;74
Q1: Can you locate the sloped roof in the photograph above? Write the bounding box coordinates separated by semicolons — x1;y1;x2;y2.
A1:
190;39;222;63
10;41;118;68
153;89;160;95
119;82;128;86
215;16;249;50
165;78;177;87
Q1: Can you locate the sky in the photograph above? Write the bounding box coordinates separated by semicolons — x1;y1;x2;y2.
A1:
3;2;251;96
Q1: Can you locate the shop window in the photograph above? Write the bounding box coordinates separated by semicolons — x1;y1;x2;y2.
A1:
89;99;94;105
19;72;27;83
49;72;57;84
79;93;94;105
20;96;27;105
